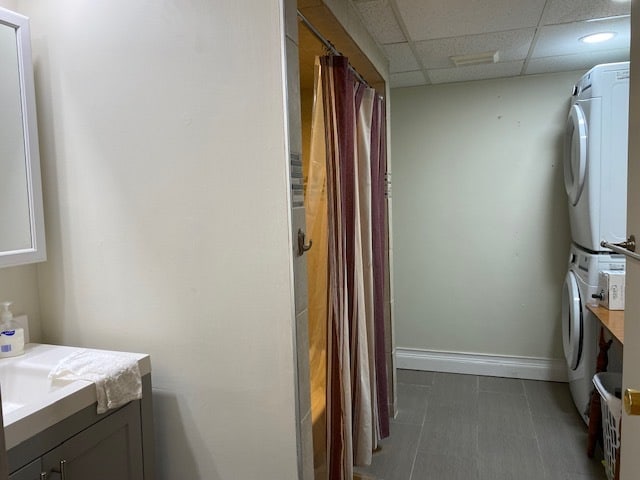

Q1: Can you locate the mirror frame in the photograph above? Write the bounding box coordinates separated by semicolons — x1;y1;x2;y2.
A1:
0;7;46;268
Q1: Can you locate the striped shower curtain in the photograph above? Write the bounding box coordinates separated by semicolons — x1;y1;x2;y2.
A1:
305;55;389;480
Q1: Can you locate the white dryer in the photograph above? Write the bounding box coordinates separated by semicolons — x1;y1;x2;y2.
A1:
562;243;625;424
564;62;629;252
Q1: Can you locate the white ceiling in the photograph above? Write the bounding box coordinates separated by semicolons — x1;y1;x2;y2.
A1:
352;0;631;87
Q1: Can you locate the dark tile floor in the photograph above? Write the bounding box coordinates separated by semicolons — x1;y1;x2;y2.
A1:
355;370;608;480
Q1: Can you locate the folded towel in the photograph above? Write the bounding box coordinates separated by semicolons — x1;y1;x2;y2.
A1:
49;349;142;414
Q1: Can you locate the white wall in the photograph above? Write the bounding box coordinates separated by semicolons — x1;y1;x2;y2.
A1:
0;265;41;340
391;71;580;362
8;0;298;479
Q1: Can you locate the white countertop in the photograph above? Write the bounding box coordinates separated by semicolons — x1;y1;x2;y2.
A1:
1;343;151;449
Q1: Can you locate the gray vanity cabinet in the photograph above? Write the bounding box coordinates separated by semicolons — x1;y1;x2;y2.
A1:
7;375;154;480
7;459;40;480
41;401;143;480
8;402;143;480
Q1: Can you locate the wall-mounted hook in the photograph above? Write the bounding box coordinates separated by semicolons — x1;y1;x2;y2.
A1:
297;229;312;256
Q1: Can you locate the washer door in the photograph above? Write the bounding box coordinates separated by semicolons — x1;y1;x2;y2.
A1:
564;104;588;206
562;270;583;370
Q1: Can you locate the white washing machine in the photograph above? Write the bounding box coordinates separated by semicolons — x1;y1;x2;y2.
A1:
564;62;629;253
562;244;625;424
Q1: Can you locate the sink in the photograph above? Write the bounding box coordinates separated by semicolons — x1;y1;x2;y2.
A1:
0;343;150;449
0;362;74;415
0;344;94;411
0;344;85;414
0;344;94;449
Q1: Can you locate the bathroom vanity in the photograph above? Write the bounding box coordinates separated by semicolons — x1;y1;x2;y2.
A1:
1;344;154;480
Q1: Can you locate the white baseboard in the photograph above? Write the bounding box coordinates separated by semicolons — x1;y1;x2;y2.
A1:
395;348;568;382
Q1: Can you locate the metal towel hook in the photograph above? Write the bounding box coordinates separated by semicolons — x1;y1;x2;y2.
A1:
297;229;312;256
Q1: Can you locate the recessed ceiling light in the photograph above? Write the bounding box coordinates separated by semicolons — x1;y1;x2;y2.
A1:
580;32;616;44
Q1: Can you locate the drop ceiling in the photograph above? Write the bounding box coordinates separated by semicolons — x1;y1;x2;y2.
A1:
352;0;631;87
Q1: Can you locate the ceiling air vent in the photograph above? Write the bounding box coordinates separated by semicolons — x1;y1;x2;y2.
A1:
450;51;499;67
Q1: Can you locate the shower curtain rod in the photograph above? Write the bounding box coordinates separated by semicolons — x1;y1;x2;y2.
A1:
297;10;373;90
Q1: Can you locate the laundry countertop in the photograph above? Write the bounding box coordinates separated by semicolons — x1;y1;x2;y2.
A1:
588;304;624;345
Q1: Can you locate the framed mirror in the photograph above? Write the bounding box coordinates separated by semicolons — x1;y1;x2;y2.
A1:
0;7;45;268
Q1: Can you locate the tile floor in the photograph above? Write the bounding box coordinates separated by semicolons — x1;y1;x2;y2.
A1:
355;370;608;480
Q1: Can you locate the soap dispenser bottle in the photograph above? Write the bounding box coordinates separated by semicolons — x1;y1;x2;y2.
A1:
0;302;24;358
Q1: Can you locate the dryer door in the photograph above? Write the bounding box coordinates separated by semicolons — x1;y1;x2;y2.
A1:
562;270;583;370
564;104;588;206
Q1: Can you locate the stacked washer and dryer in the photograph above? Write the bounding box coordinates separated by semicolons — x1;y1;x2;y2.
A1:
562;62;629;424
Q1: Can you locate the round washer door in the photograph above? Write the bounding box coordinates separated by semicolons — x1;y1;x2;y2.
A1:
564;104;588;206
562;270;583;370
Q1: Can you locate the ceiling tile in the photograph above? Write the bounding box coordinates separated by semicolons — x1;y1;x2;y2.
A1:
396;0;546;41
542;0;630;25
533;16;630;58
525;48;630;75
390;70;428;88
354;0;406;44
384;42;420;72
427;61;524;84
415;28;535;69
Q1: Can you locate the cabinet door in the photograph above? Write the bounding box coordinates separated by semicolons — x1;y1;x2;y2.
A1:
42;402;143;480
8;459;42;480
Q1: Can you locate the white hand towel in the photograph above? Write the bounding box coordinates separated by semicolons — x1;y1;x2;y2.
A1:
48;349;142;414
